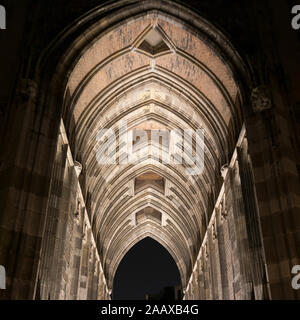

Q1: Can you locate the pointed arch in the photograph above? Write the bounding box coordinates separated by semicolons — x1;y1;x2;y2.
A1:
35;0;251;294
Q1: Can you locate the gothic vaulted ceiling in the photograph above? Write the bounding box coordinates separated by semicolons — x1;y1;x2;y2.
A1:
62;2;246;289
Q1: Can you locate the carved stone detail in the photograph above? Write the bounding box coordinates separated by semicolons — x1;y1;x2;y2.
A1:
89;244;93;263
251;85;272;113
204;243;209;260
74;161;82;177
200;260;204;273
221;164;229;180
220;195;228;221
74;200;81;225
82;223;87;240
19;79;38;104
212;221;217;240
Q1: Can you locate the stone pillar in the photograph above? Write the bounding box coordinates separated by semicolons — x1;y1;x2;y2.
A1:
198;258;205;299
87;244;96;299
203;243;213;299
193;263;200;300
0;78;61;299
237;139;269;299
97;271;104;300
77;223;90;299
70;199;84;299
220;191;235;299
91;260;100;299
246;84;300;298
216;197;230;299
244;1;300;297
38;136;68;299
228;160;253;299
209;219;222;299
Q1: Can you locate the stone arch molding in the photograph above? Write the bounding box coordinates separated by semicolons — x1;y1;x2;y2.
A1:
35;0;251;294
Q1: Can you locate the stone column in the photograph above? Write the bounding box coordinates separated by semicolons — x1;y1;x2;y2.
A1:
245;1;300;297
237;139;269;299
246;84;300;298
38;136;68;299
228;159;253;299
216;196;231;299
77;223;90;299
0;79;61;299
203;243;213;299
209;219;222;299
70;199;84;299
198;258;205;299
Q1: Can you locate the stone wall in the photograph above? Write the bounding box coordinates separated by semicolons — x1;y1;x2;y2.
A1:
184;127;269;299
0;0;299;300
37;121;110;300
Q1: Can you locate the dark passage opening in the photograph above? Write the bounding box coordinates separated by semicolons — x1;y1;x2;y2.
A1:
112;237;181;300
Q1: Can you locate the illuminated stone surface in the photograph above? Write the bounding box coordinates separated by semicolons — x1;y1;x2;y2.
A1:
0;0;299;300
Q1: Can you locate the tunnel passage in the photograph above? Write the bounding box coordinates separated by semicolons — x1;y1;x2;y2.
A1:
62;8;245;291
34;0;268;300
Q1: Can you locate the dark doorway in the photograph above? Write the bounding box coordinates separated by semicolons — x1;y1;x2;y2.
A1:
112;237;181;300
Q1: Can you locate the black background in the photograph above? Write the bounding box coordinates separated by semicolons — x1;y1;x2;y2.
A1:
113;237;181;300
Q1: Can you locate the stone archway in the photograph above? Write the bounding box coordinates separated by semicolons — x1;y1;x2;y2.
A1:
37;0;261;299
0;0;275;300
112;236;182;300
